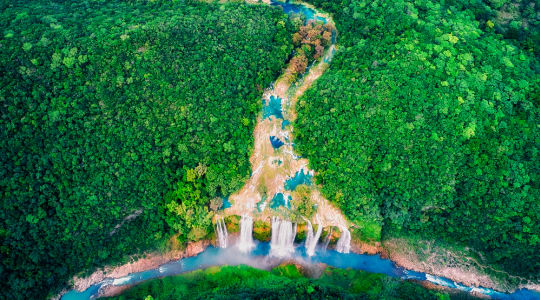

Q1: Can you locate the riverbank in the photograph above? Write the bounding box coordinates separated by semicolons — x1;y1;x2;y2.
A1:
381;238;540;294
58;226;539;300
65;240;211;297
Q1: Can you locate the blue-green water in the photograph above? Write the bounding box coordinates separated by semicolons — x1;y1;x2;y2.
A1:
270;193;286;209
270;0;316;22
62;243;540;300
315;15;327;23
262;95;283;120
323;47;336;63
221;196;232;210
284;169;312;191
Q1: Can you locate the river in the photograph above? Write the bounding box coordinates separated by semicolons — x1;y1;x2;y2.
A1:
62;242;539;299
61;1;540;299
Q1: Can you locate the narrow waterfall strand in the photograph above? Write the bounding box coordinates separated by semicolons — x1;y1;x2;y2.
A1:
291;222;297;245
216;216;228;248
336;226;351;253
305;216;323;256
323;227;333;251
305;220;314;251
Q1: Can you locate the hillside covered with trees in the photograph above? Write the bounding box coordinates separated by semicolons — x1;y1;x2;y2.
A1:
295;0;539;282
1;0;539;298
0;0;294;298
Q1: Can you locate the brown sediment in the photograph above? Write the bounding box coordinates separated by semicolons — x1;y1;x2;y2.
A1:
288;58;329;121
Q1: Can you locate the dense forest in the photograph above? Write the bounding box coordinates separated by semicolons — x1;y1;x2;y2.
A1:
295;0;539;281
106;264;466;300
0;0;294;298
2;0;539;298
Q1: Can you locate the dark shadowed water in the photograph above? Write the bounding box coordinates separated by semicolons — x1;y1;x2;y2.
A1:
270;136;285;148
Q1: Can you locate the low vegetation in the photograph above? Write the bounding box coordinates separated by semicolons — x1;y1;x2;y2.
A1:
106;264;464;299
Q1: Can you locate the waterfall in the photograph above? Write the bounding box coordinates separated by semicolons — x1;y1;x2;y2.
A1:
305;216;323;256
216;216;228;248
322;227;333;251
237;214;254;253
270;217;296;257
336;226;351;253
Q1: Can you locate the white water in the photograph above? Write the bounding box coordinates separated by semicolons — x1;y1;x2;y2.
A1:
237;214;255;252
112;276;131;286
336;226;351;253
305;216;323;256
216;216;228;248
322;226;333;251
270;217;296;257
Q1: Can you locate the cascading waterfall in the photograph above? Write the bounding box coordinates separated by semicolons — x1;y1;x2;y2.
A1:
237;214;255;253
322;227;333;251
336;226;351;253
216;216;228;248
270;217;296;257
304;215;323;256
